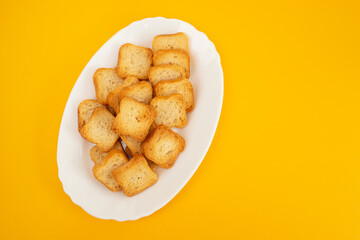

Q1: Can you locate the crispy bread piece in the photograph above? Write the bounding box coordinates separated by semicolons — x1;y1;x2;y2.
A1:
90;141;124;165
92;149;128;191
78;99;105;132
153;49;190;78
123;146;157;170
154;77;194;112
112;154;157;197
117;43;153;79
118;81;153;105
150;94;187;128
142;125;185;169
93;68;124;104
107;76;139;114
148;65;185;85
152;32;189;53
112;97;157;142
80;107;119;152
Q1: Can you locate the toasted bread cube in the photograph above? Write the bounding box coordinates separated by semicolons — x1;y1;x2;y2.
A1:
78;99;105;132
154;78;194;112
112;97;157;142
148;65;185;85
117;43;153;79
90;141;124;165
113;154;157;197
142;125;185;168
93;68;124;104
153;32;189;53
153;49;190;78
107;76;139;114
150;94;187;128
118;81;153;105
92;149;128;191
80;107;119;152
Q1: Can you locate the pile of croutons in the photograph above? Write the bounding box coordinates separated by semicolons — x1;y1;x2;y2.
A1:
78;32;194;197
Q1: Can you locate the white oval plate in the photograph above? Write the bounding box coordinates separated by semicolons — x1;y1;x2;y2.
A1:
57;17;223;221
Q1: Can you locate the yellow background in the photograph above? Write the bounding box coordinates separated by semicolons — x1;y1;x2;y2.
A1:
1;0;360;239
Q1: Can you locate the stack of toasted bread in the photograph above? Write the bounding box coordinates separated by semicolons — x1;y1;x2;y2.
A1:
78;32;194;197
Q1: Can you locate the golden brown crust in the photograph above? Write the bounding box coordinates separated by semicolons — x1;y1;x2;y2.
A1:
93;68;122;104
80;107;118;152
92;149;128;192
90;141;124;165
141;125;185;168
154;78;194;112
93;68;108;104
107;76;139;114
77;99;105;133
150;94;187;128
148;64;186;85
117;43;153;79
153;49;190;78
112;154;157;196
90;145;106;165
106;88;121;114
112;97;157;142
103;149;126;162
117;81;153;105
152;32;189;53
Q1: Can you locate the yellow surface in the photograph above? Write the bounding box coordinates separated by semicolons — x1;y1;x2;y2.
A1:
1;0;360;239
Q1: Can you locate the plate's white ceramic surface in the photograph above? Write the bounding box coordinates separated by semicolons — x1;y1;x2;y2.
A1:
57;17;223;221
